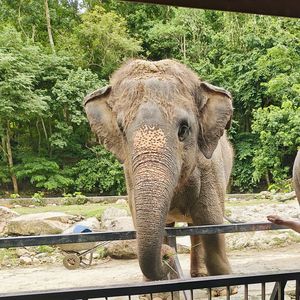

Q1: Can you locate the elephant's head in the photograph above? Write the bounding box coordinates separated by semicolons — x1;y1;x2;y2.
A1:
84;59;232;280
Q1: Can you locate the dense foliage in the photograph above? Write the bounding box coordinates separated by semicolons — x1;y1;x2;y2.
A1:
1;0;300;195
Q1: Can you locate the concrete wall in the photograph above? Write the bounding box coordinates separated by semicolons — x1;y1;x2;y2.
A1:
0;195;128;207
0;194;257;207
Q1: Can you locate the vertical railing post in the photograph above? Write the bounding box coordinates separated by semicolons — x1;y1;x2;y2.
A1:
244;284;248;300
261;282;265;300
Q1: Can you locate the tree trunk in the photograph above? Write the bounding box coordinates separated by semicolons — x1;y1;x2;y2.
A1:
265;171;271;188
41;117;48;139
49;117;53;157
32;24;35;42
44;0;55;53
245;112;251;132
0;117;8;162
6;119;18;194
18;0;29;41
36;117;41;151
1;137;7;161
63;107;71;126
166;6;171;21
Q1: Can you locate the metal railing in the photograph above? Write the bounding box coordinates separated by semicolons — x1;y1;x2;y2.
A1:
0;222;299;300
0;222;288;248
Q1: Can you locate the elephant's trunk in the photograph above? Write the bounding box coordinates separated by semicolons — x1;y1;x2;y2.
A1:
132;150;178;280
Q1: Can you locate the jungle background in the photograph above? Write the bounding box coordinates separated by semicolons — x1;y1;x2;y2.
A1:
1;0;300;197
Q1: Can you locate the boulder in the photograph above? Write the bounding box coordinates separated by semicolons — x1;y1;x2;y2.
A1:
102;216;134;231
101;206;128;229
62;217;101;234
7;212;74;236
105;240;137;259
20;256;31;265
0;206;20;237
16;248;30;257
116;199;128;206
78;217;100;232
101;207;137;259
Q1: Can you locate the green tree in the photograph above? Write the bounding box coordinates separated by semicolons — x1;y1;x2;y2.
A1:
60;5;142;78
73;145;126;195
50;68;102;155
252;101;300;185
0;26;48;193
15;152;74;190
1;0;82;51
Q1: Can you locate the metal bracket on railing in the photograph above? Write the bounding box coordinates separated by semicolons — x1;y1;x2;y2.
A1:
166;235;192;300
270;281;287;300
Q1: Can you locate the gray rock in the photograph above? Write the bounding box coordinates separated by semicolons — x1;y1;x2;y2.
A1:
105;240;137;259
36;253;48;259
20;256;31;265
77;217;100;232
16;248;30;257
102;216;134;231
101;206;128;228
7;212;74;236
32;257;40;264
62;217;101;234
116;199;128;205
39;257;50;263
101;207;137;259
0;206;20;237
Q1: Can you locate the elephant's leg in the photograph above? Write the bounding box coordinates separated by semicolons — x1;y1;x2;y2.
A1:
188;223;207;277
201;233;231;275
191;201;238;296
201;234;238;296
191;200;231;276
293;150;300;204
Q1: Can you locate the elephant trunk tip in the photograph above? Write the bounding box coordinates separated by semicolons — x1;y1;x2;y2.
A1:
139;244;176;281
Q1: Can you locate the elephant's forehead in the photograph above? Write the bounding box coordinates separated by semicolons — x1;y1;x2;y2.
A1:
134;125;166;151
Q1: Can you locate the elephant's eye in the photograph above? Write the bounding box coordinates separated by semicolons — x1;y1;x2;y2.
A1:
118;123;124;133
117;115;124;133
178;123;189;141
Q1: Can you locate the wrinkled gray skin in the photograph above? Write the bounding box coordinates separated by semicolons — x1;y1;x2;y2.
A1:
293;149;300;204
84;59;234;282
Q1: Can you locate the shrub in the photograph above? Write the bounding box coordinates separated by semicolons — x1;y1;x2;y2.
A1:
73;145;126;195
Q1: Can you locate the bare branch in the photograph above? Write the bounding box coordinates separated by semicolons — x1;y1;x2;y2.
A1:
85;143;99;162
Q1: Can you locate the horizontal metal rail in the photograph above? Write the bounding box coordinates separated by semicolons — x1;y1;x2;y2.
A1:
0;222;288;248
0;222;297;300
0;270;299;300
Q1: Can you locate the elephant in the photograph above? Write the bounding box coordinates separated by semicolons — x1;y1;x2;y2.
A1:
84;59;235;295
293;149;300;204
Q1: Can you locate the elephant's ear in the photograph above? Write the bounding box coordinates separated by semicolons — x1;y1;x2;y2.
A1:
196;82;233;159
84;85;125;164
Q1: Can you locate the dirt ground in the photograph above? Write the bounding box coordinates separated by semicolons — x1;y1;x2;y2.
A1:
1;198;300;299
0;243;299;299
